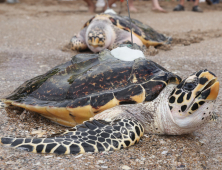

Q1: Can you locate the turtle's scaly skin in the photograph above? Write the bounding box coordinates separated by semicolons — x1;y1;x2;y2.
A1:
70;13;171;52
1;49;181;127
0;100;5;109
1;119;143;154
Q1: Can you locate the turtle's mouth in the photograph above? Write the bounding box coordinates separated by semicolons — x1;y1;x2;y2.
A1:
202;79;216;91
88;40;105;48
88;33;106;48
196;78;219;100
187;77;219;111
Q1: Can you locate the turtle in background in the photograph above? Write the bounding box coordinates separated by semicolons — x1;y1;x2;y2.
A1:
0;46;219;154
70;12;171;53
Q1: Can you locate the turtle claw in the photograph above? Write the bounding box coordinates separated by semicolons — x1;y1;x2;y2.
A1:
0;100;6;109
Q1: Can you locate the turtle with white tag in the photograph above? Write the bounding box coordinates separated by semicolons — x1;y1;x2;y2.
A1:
0;45;219;154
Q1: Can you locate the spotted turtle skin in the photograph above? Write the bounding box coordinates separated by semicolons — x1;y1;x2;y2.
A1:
1;119;144;154
2;49;181;127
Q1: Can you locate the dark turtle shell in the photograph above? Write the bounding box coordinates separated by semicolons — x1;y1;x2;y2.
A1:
83;13;171;47
2;49;181;127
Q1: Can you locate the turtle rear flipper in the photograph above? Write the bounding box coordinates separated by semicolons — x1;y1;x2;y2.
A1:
0;119;144;154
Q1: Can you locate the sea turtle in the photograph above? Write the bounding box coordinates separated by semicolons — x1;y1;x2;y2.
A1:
0;47;219;154
70;12;171;53
0;46;181;127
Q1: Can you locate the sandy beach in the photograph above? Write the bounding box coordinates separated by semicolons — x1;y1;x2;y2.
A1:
0;0;222;169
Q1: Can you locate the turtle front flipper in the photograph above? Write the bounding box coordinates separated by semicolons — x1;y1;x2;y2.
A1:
70;27;88;51
70;35;88;51
0;119;144;154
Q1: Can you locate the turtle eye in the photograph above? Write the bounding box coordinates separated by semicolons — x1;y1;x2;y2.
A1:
183;83;196;91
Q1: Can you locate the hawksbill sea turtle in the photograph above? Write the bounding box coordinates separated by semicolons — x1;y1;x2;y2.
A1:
0;47;219;154
70;12;171;53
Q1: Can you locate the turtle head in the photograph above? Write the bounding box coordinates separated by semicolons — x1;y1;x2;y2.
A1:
86;21;114;53
168;69;219;130
87;26;106;49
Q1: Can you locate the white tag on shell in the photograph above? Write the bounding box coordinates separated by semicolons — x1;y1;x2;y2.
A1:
111;46;145;61
104;9;117;14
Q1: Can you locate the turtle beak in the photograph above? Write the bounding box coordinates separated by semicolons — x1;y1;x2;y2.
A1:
88;29;106;49
88;37;105;48
196;72;219;101
198;79;219;101
90;37;100;48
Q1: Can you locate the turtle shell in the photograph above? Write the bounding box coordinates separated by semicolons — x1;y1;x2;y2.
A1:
2;49;181;127
83;13;171;47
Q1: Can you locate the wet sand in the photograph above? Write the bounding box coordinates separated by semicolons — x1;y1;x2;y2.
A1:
0;0;222;169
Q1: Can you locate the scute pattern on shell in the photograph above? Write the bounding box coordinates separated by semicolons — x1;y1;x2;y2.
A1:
1;119;144;154
1;50;181;126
